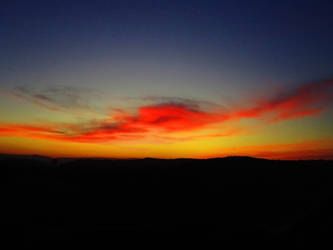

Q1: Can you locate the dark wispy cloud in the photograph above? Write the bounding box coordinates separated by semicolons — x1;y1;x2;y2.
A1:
11;85;103;113
9;91;60;111
143;96;225;111
33;94;55;102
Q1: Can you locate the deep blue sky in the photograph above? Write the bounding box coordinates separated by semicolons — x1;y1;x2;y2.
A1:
1;0;333;100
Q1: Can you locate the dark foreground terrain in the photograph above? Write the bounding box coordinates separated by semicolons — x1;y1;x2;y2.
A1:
2;155;333;248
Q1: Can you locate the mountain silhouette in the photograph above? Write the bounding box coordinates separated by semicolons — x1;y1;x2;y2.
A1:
2;154;333;248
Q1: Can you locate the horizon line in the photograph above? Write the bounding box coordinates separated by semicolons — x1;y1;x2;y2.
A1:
1;153;332;162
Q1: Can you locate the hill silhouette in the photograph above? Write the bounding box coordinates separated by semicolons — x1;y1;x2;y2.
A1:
2;154;333;248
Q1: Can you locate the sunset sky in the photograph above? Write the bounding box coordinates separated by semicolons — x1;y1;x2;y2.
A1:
1;0;333;159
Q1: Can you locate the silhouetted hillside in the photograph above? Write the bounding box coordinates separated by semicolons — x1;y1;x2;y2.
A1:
2;155;333;248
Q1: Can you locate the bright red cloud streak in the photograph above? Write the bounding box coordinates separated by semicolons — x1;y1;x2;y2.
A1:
1;80;332;143
115;104;227;132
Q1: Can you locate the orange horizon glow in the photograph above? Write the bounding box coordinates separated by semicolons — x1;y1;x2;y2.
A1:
1;138;333;160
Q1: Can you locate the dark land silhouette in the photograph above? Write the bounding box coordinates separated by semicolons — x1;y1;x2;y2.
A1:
2;154;333;248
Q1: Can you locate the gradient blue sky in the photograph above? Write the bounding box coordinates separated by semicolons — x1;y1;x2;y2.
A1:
2;0;332;93
1;0;333;158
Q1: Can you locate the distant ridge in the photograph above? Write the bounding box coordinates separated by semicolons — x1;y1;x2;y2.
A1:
0;154;266;161
1;153;330;162
0;153;52;161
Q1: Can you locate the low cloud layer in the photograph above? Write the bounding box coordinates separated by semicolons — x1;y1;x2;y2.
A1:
1;80;333;143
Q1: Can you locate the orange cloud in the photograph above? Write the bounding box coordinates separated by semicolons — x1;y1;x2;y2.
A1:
0;103;229;143
1;80;333;144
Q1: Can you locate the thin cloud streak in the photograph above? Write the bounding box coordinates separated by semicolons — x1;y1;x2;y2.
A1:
231;80;333;122
9;92;60;111
10;85;104;114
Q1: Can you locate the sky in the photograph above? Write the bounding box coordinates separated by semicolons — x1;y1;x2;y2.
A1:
1;0;333;159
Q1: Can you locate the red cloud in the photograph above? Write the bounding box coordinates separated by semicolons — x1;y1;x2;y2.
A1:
0;123;60;135
0;104;228;143
115;104;227;132
1;80;332;143
59;104;227;142
231;80;333;122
